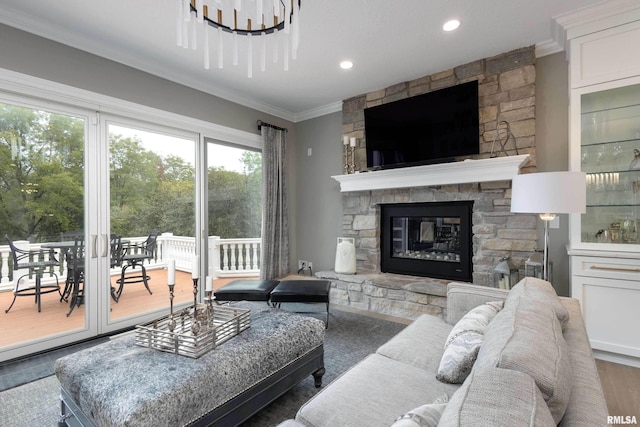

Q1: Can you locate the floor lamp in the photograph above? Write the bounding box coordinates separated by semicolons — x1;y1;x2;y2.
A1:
511;171;586;281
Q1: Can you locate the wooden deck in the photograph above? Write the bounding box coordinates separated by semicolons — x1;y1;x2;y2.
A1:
0;270;255;349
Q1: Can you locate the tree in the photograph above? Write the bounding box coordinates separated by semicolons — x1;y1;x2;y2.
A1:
0;103;85;241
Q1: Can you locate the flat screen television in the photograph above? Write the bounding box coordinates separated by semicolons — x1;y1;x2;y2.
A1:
364;80;479;170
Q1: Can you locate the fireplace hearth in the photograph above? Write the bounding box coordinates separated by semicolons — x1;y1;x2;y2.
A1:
380;201;473;282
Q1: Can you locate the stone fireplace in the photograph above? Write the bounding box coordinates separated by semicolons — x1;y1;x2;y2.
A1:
316;46;540;320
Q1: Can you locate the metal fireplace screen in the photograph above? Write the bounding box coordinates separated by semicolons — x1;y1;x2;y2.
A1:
380;201;473;281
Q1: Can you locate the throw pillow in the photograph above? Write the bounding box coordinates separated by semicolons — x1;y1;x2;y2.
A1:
475;294;572;424
391;395;449;427
438;367;556;427
436;301;503;384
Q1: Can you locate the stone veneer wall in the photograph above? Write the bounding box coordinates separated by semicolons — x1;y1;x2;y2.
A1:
318;47;540;320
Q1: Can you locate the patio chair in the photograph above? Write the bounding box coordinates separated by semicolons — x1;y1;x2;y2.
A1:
4;235;60;313
111;230;159;302
64;236;85;317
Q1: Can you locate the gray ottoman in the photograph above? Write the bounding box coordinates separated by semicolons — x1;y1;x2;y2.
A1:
55;303;325;427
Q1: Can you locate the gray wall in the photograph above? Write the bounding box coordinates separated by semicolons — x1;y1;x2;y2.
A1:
535;52;571;296
0;23;292;135
292;112;344;272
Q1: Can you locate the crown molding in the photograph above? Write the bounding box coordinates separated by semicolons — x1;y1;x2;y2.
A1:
552;0;640;52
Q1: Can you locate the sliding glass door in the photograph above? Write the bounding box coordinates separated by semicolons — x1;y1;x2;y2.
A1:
104;121;199;331
0;97;94;361
0;101;200;361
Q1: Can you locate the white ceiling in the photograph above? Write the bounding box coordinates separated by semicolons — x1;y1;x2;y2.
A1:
0;0;605;121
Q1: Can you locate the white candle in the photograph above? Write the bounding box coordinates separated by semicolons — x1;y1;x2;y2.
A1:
350;137;356;147
167;259;175;285
343;135;349;146
205;276;213;292
191;256;199;279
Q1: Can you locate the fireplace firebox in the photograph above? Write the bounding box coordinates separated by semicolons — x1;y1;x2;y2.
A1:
380;201;473;281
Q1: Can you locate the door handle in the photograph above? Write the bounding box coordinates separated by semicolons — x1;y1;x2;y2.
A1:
101;234;109;257
91;234;98;258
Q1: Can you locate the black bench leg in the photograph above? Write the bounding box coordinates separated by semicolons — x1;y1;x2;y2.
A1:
312;367;326;388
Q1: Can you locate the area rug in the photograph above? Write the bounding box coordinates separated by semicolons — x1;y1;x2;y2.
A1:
0;304;408;427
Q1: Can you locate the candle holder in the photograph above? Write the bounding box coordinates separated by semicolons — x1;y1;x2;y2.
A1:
204;290;214;325
167;284;176;332
349;145;356;174
191;278;200;335
344;143;349;174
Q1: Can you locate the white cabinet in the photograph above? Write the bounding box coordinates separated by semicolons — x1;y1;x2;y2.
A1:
567;12;640;367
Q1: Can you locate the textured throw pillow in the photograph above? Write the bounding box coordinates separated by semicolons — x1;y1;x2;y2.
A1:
436;301;503;384
438;367;556;427
506;277;569;328
391;395;449;427
475;294;572;424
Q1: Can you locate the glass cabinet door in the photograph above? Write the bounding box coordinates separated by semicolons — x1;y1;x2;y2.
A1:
580;83;640;246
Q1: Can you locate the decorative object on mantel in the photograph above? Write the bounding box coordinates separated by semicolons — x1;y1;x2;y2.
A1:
135;258;250;358
175;0;301;78
494;256;518;289
342;136;357;174
490;120;519;158
511;171;586;281
335;237;356;274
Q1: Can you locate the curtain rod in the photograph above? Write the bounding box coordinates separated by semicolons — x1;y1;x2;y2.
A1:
257;120;288;132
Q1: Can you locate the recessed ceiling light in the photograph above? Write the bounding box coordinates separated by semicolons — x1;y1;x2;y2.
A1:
340;60;354;70
443;19;461;32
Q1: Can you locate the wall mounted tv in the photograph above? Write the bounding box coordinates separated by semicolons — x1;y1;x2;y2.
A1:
364;80;479;170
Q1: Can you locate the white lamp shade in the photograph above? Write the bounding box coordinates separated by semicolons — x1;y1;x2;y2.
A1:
511;171;586;214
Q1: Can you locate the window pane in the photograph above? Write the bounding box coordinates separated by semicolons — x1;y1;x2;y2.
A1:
207;143;262;276
0;101;86;348
108;124;196;321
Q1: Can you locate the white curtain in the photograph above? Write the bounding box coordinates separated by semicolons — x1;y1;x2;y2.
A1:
260;123;289;280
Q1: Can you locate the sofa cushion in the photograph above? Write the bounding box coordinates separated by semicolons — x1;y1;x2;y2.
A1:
506;277;569;328
436;301;503;384
556;298;609;426
438;367;555;426
295;354;459;427
376;314;453;372
475;291;572;424
390;395;449;427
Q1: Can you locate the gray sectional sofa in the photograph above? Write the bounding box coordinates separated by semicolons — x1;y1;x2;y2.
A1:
279;278;609;427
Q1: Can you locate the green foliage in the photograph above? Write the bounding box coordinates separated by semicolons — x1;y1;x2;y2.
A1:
0;102;262;243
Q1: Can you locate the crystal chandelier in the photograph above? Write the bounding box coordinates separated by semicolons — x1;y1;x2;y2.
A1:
176;0;301;78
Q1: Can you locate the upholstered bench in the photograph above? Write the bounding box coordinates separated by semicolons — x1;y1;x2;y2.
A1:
270;280;331;328
55;303;325;427
214;279;279;302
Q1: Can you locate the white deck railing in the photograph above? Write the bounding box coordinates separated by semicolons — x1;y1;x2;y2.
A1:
0;234;261;291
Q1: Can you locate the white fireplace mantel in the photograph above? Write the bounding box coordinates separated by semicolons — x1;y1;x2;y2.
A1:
332;154;530;192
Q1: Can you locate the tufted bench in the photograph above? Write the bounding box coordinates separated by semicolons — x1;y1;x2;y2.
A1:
55;303;325;427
